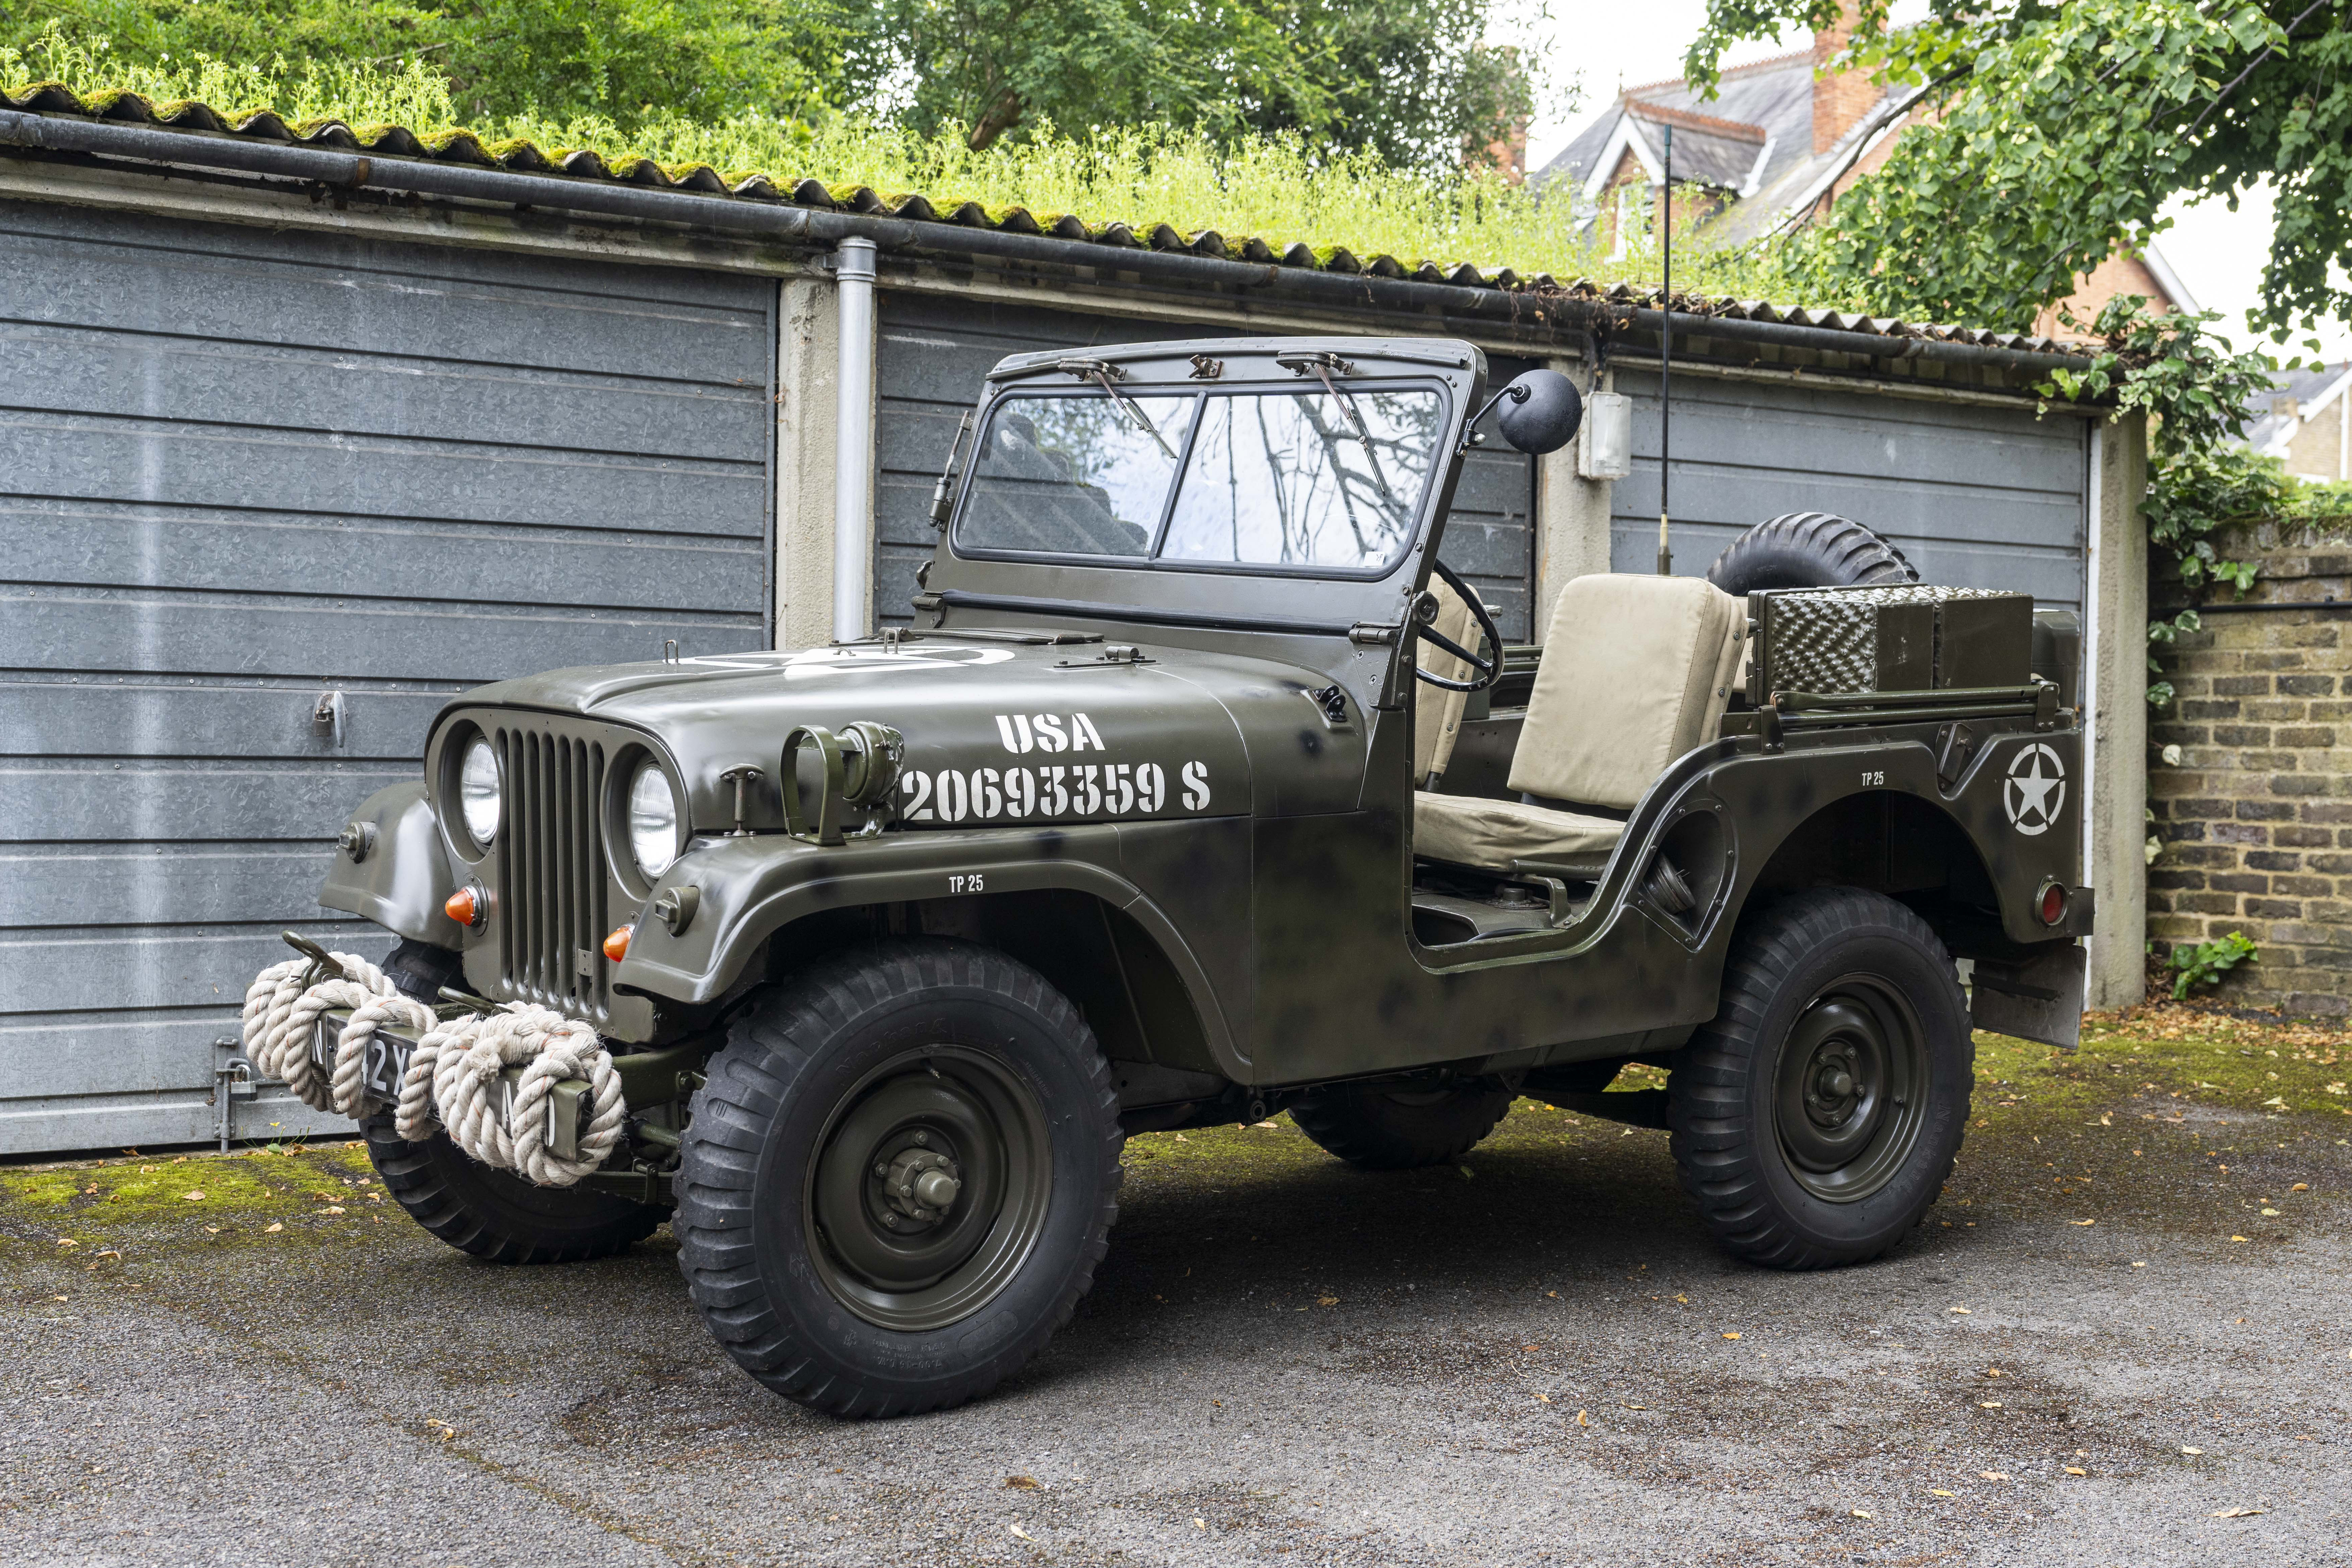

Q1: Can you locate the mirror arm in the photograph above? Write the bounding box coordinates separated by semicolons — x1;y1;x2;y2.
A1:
1456;382;1531;456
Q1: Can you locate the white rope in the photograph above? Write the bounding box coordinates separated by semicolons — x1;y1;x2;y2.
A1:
240;952;626;1188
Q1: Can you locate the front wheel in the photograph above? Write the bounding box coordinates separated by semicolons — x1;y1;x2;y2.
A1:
1668;889;1972;1268
674;939;1123;1418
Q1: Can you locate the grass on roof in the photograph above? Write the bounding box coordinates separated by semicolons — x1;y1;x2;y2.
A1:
1;26;1833;303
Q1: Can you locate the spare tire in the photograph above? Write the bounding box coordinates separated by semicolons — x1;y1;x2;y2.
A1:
1706;512;1918;596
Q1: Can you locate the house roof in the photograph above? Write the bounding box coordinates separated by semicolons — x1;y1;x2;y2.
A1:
0;81;2092;362
2244;363;2352;456
1536;48;1906;245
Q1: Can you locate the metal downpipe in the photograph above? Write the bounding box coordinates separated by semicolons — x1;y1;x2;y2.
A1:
832;237;877;643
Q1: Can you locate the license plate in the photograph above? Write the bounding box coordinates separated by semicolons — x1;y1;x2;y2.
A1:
308;1015;413;1112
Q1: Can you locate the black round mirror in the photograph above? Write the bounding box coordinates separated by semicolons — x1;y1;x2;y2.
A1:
1495;369;1583;455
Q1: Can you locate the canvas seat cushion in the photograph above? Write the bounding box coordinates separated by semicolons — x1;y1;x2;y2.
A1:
1412;792;1625;869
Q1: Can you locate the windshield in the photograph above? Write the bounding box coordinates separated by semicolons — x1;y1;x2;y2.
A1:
955;382;1447;574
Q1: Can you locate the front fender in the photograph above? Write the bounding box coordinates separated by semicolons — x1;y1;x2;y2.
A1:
318;781;467;948
613;827;1241;1072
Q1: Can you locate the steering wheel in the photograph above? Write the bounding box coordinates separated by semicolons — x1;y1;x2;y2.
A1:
1411;558;1504;694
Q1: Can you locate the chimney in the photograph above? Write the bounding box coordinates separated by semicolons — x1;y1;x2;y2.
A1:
1812;1;1877;155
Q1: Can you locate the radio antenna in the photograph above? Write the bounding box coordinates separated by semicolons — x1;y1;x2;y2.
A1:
1657;122;1674;577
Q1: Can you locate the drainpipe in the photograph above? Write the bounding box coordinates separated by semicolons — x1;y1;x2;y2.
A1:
832;237;878;642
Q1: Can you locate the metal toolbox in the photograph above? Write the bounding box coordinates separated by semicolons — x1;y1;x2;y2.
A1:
1746;584;2035;700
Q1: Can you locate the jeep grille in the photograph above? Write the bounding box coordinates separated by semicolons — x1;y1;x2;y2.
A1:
494;726;612;1022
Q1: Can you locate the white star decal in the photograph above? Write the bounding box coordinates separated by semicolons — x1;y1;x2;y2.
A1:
2004;744;2066;837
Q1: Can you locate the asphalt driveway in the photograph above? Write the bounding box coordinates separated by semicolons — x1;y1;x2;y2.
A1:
5;1013;2347;1567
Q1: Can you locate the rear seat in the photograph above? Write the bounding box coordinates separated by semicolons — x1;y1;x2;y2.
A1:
1414;573;1745;873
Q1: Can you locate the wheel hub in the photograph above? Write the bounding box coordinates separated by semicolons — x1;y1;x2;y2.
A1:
1772;980;1928;1203
805;1046;1052;1333
876;1141;963;1227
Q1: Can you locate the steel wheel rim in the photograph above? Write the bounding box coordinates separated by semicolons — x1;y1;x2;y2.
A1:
1771;974;1928;1203
804;1045;1052;1332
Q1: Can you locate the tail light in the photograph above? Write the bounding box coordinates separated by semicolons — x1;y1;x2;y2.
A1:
2036;880;2068;927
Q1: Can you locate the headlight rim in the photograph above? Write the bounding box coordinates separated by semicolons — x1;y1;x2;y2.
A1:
456;738;503;860
608;749;686;895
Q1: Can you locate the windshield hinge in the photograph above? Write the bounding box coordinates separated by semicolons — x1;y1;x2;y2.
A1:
1275;350;1356;377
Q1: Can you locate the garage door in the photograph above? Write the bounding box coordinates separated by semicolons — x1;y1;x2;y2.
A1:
0;198;776;1155
1609;370;2090;609
875;293;1541;639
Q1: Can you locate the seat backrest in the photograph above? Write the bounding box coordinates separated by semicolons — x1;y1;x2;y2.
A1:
1412;577;1480;787
1507;573;1746;810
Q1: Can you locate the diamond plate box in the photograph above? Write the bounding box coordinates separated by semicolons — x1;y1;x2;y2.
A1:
1745;584;2034;701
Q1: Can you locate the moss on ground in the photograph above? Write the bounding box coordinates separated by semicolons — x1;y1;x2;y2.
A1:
0;1140;381;1266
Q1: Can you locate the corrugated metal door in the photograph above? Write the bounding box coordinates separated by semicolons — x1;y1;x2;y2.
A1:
0;199;776;1156
874;294;1540;639
1609;370;2090;608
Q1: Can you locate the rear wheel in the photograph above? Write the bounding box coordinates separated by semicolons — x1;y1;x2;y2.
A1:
362;939;662;1264
1668;889;1971;1268
1291;1077;1516;1170
674;939;1123;1417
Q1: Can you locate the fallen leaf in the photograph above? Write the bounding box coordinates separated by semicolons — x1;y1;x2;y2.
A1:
1929;1489;1956;1498
1534;1393;1551;1403
55;1238;76;1248
2292;1183;2309;1192
1005;1476;1040;1490
1721;1332;1742;1340
1457;1165;1475;1179
1980;1471;2008;1481
1979;1401;2004;1409
1317;1297;1338;1307
2260;1208;2281;1216
1193;1518;1206;1530
1849;1509;1873;1520
1009;1523;1035;1542
204;1225;220;1235
2181;1446;2204;1456
1252;1120;1278;1129
1575;1409;1590;1428
2210;1507;2264;1519
323;1205;345;1215
265;1222;282;1233
2072;1218;2096;1226
2064;1466;2087;1476
2231;1236;2249;1243
182;1191;204;1202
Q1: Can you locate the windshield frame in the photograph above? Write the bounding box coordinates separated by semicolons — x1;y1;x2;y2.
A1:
948;373;1456;582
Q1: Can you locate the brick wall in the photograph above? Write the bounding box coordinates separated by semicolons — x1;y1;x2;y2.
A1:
2148;521;2352;1014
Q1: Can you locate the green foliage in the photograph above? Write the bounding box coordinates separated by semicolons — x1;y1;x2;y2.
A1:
2169;930;2259;999
2037;296;2290;707
8;0;1544;171
1688;0;2352;342
2;2;843;130
840;0;1540;169
1;26;1792;290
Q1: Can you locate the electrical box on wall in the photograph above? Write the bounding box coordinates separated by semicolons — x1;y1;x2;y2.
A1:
1578;390;1632;480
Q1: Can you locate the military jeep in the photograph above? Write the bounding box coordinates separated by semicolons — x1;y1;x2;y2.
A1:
306;336;2090;1417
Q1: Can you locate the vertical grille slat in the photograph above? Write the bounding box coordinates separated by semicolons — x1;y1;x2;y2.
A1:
491;721;614;1023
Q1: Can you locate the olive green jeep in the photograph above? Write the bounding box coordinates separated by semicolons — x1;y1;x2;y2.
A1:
295;336;2090;1416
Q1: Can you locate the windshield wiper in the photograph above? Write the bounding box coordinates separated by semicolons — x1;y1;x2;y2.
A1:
1053;357;1178;459
1276;350;1396;503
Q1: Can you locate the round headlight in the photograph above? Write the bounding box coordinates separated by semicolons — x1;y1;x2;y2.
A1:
628;762;680;879
458;737;501;848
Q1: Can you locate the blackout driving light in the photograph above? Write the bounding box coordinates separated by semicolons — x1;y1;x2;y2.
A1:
628;761;680;879
459;736;501;847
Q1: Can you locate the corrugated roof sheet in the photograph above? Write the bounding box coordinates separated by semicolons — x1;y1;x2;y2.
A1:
0;82;2076;356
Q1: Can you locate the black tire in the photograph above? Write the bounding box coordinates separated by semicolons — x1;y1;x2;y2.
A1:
1706;512;1919;596
673;939;1123;1418
380;938;461;1004
1668;889;1972;1269
361;938;664;1264
1291;1077;1516;1170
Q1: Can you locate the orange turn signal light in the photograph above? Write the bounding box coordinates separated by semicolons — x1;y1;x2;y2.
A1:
603;924;634;963
445;884;483;927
